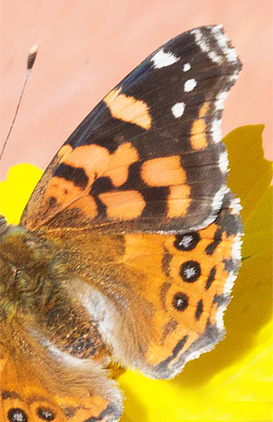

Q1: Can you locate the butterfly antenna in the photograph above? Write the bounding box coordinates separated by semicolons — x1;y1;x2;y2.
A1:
0;44;38;161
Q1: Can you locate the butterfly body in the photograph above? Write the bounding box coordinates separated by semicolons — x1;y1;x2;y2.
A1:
1;26;242;422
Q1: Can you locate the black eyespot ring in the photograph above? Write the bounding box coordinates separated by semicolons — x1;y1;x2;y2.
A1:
37;407;56;421
174;232;200;251
8;408;28;422
172;292;189;311
180;260;201;282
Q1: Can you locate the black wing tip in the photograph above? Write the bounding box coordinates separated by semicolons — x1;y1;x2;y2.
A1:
192;25;242;71
167;24;242;74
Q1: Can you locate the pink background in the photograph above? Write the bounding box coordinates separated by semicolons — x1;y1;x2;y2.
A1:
1;0;272;179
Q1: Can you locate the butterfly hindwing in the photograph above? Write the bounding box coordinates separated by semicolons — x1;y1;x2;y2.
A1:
38;190;242;379
21;25;241;234
0;322;123;422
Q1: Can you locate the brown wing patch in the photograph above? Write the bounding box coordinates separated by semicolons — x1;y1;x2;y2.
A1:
104;87;152;129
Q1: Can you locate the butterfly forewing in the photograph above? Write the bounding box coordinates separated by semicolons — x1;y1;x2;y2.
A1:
20;25;241;234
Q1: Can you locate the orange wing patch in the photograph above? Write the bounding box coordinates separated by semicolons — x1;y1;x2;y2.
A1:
44;142;140;221
141;156;191;219
60;145;110;182
46;177;96;217
104;142;139;187
190;102;209;150
57;144;73;160
141;156;187;187
167;185;191;218
99;191;145;219
104;87;152;129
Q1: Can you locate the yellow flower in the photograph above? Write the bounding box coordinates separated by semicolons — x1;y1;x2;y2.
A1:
0;125;272;421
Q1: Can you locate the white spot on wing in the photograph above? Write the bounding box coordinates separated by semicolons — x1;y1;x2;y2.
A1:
192;28;222;64
212;185;228;211
231;234;243;261
218;151;229;173
192;29;209;52
152;48;179;69
230;71;240;82
230;197;242;215
179;234;193;248
211;119;222;143
184;267;197;279
184;78;197;92
211;25;238;63
192;25;239;66
215;307;226;331
200;215;217;228
215;90;229;111
171;102;185;118
183;63;191;71
223;271;237;295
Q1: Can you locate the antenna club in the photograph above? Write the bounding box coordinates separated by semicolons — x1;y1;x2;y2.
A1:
27;44;38;70
0;45;38;161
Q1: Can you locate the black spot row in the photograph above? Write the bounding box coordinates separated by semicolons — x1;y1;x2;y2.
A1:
8;408;28;422
8;407;56;422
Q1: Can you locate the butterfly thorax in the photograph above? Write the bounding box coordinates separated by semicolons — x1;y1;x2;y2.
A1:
0;222;62;322
0;219;109;365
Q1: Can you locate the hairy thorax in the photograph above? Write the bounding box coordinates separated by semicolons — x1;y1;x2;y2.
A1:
0;217;109;367
0;219;63;322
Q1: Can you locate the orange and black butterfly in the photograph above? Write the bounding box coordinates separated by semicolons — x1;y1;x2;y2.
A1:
0;25;242;421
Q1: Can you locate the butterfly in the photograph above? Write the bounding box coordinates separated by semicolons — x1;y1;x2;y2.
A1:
0;25;243;422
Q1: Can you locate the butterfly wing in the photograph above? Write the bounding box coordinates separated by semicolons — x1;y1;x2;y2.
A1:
118;191;243;377
42;190;242;378
16;25;242;385
21;25;241;234
0;322;122;422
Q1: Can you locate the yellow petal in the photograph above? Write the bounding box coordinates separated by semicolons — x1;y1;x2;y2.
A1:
0;164;42;224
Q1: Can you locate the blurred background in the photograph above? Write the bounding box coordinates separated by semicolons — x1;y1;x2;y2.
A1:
0;0;272;179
